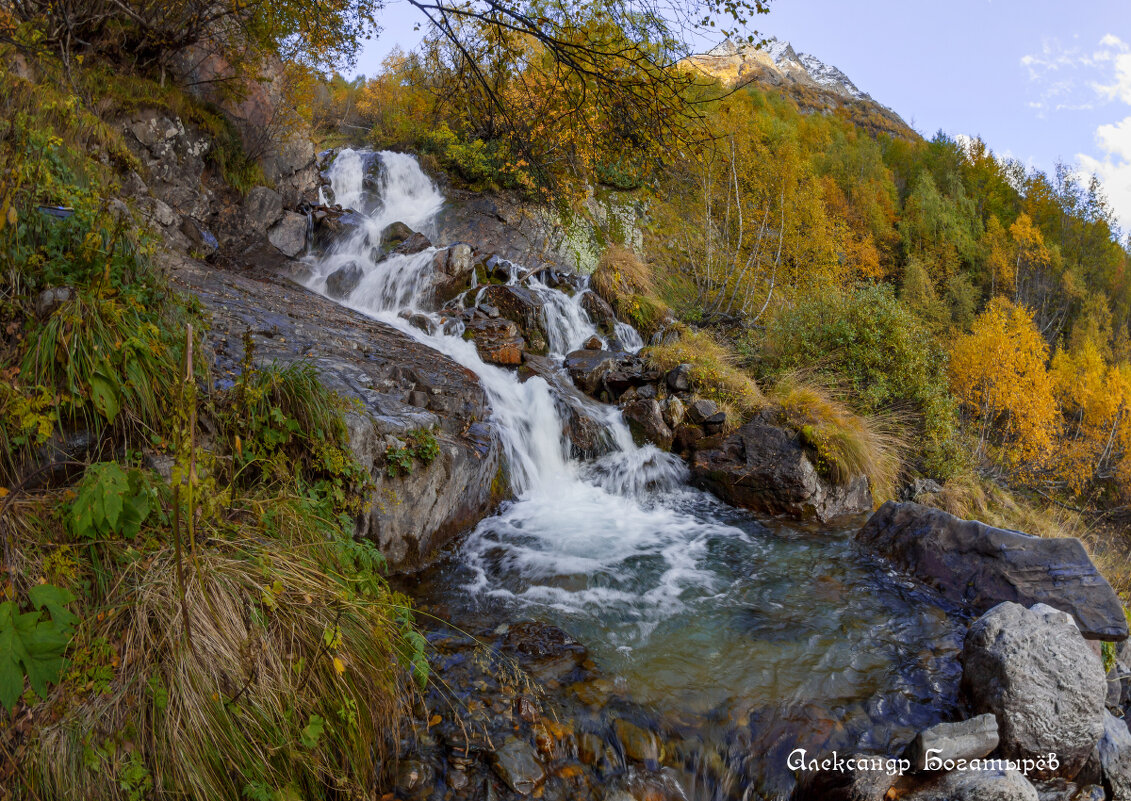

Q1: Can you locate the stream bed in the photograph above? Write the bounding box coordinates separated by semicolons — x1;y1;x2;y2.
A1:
305;150;964;799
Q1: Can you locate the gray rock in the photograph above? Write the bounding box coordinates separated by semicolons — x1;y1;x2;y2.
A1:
243;186;284;233
268;211;308;257
1097;711;1131;799
492;736;545;794
687;397;719;424
691;413;873;522
666;363;692;392
179;217;218;255
380;221;415;251
325;262;364;299
663;396;686;429
622;399;673;450
36;286;74;317
901;768;1038;801
856;502;1128;641
906;714;999;772
963;602;1107;779
906;477;944;498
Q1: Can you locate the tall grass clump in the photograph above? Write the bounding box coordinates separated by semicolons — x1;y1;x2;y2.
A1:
18;485;419;801
592;244;670;338
770;373;908;502
646;327;765;423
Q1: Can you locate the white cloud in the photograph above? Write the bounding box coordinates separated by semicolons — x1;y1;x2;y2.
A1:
1023;35;1131;233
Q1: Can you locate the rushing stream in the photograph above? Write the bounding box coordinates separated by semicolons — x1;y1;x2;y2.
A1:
303;150;963;799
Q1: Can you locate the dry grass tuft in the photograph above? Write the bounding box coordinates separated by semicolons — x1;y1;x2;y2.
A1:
646;328;765;420
591;245;670;337
771;373;908;503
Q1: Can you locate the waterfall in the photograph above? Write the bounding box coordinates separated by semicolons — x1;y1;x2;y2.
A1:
303;149;733;632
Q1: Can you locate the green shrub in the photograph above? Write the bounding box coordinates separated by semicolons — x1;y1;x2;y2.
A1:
758;284;966;478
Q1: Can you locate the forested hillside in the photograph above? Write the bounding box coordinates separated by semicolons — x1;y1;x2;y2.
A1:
316;34;1131;523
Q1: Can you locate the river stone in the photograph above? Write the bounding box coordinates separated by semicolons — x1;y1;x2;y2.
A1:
243;186;284;233
856;501;1128;641
612;719;662;764
691;413;873;522
580;290;617;334
901;768;1038;801
1097;711;1131;799
564;349;620;394
603;354;661;396
392;231;432;255
268;211;308;257
792;753;897;801
502;621;588;681
492;736;545;795
963;602;1107;779
906;714;999;772
465;318;525;366
622;399;673;450
380;220;415;250
325;262;364;298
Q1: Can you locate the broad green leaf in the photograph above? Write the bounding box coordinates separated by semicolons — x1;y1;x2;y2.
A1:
299;714;325;749
90;372;120;423
29;584;78;629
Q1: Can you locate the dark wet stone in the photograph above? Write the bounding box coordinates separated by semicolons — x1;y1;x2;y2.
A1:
465;318;525;366
502;621;587;681
580;290;617;334
691;413;872;522
856;502;1128;641
492;736;545;795
325;261;364;298
666;364;692;392
905;714;999;772
564;349;619;395
613;719;662;764
393;231;432;255
622;399;673;450
476;285;549;355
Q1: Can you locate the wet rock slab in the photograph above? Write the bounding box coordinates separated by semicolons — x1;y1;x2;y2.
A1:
856;501;1128;641
168;252;502;569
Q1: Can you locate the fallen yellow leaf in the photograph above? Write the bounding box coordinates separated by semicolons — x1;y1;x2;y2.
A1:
332;656;346;676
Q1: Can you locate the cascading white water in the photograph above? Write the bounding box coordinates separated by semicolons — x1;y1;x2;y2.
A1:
303;149;741;636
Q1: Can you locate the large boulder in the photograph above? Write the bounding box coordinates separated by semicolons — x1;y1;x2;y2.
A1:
621;399;673;450
905;714;999;772
268;211;308;257
476;285;549;355
963;602;1107;779
690;413;873;522
1096;711;1131;799
855;502;1128;641
325;262;364;299
580;290;617;335
243;186;284;234
900;769;1038;801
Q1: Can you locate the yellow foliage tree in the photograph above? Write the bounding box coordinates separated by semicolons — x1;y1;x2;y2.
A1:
949;298;1059;467
1050;337;1131;497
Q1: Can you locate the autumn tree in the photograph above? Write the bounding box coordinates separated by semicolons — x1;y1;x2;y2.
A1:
949;297;1059;468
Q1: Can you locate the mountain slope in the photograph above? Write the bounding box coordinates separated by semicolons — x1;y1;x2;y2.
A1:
685;38;916;139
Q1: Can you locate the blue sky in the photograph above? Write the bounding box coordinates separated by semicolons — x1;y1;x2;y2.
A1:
354;0;1131;233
